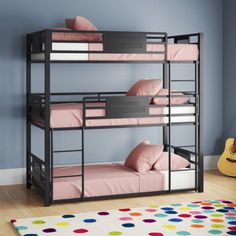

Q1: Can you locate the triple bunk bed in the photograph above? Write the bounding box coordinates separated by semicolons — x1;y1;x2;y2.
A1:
26;29;203;206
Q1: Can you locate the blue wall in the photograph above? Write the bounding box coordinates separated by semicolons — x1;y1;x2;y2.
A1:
0;0;223;169
223;0;236;141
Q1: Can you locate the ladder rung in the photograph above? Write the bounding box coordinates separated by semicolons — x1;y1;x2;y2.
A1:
54;174;82;179
171;80;195;82
53;149;82;153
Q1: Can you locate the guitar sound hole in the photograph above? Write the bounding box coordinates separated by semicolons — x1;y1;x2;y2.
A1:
230;146;236;154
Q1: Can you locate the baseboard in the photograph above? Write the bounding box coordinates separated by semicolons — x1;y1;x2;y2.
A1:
204;155;219;170
0;156;219;186
0;168;26;186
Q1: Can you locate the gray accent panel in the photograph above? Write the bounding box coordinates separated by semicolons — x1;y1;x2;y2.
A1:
106;96;149;118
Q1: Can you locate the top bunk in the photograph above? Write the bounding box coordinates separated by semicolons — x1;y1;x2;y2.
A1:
27;30;201;63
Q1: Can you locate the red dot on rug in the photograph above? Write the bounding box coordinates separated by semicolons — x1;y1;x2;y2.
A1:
178;214;191;218
149;233;164;236
228;226;236;230
119;208;131;212
11;219;16;224
73;229;88;234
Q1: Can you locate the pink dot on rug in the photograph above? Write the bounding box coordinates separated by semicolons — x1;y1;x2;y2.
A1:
149;233;164;236
119;217;133;221
190;211;202;215
119;208;131;212
178;214;191;218
73;229;88;234
227;213;236;216
146;209;157;212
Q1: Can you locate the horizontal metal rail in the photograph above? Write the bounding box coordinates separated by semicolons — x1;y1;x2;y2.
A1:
54;174;82;179
53;149;82;153
43;50;167;55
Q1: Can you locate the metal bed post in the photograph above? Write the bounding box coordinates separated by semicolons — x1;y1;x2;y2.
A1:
168;62;171;192
198;33;204;192
50;130;54;202
194;61;199;191
44;30;52;206
163;34;168;151
26;34;32;189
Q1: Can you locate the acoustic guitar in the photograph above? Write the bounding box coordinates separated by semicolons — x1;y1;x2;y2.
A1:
218;138;236;177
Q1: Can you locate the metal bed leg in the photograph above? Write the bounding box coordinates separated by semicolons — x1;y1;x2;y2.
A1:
198;33;204;193
44;128;51;207
194;62;198;192
26;35;32;189
81;128;85;201
50;130;54;203
26;123;31;189
44;30;52;207
168;62;171;192
163;62;168;151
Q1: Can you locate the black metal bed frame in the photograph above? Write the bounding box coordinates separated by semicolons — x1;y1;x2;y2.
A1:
26;29;203;206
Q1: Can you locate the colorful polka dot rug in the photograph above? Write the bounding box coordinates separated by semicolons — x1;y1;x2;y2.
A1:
11;200;236;236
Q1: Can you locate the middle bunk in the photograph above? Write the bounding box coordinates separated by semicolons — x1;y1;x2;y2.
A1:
29;88;195;130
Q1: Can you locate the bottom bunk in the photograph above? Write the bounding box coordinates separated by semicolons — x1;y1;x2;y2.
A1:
29;141;200;205
53;163;195;201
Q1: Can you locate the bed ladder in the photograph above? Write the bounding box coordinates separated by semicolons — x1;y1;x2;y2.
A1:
50;129;85;202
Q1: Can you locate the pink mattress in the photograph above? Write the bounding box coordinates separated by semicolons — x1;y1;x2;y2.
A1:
37;102;165;128
53;164;164;200
50;30;199;61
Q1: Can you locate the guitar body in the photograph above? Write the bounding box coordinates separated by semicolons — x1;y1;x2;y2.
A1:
218;138;236;177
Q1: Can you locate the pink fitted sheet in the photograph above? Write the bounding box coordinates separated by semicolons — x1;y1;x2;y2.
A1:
37;102;165;128
88;43;198;61
53;164;164;200
51;30;198;61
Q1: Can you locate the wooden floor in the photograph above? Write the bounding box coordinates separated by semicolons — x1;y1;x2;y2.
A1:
1;170;235;236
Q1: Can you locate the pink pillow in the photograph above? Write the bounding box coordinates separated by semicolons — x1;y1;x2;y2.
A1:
153;152;190;171
65;16;102;41
152;89;189;105
127;79;163;96
124;141;164;173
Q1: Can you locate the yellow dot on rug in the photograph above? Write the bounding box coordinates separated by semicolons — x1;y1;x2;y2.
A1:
149;205;159;208
211;224;225;228
56;222;70;226
211;213;224;217
213;204;225;207
109;231;122;235
180;207;192;211
32;220;46;224
163;224;176;229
